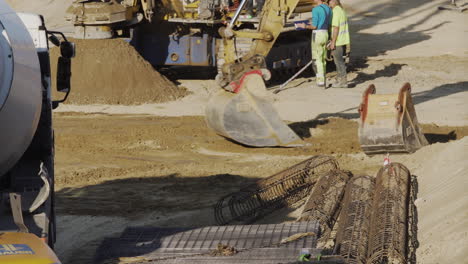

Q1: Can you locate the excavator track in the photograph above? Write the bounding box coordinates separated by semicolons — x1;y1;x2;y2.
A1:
214;155;339;225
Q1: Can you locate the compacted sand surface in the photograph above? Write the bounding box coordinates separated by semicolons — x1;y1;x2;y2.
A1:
5;0;468;263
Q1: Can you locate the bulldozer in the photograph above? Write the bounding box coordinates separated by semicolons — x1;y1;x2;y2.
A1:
0;0;75;262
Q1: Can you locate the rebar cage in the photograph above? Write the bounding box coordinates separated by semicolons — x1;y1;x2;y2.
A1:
299;170;351;237
367;163;410;264
214;155;339;225
334;175;375;264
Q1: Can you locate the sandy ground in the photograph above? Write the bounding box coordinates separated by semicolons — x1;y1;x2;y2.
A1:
4;0;468;263
410;137;468;264
51;113;468;263
54;0;468;126
5;0;73;32
50;115;468;263
56;54;468;126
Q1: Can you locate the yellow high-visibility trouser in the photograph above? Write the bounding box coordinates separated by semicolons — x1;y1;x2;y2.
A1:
311;30;328;85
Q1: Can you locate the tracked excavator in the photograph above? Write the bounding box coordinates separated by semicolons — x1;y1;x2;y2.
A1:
66;0;313;147
0;0;75;262
66;0;427;150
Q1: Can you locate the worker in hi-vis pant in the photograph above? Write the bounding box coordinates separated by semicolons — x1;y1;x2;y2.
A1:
328;0;350;88
296;0;332;88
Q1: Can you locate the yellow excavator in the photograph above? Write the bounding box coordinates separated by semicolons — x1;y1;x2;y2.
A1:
65;0;427;151
0;0;75;262
204;0;310;147
66;0;313;147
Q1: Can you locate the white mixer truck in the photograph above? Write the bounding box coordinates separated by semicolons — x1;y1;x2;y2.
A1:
0;0;74;262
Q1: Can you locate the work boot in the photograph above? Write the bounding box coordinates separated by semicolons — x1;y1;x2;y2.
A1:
331;76;348;88
315;74;326;88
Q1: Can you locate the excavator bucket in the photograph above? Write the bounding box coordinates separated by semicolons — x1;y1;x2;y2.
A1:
205;71;304;147
358;83;428;155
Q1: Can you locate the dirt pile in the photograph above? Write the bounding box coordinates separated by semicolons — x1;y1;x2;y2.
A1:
407;137;468;264
51;39;188;105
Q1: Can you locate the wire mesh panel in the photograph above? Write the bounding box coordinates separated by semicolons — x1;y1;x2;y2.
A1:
214;155;339;225
367;163;410;264
95;221;321;264
298;170;351;236
334;175;375;264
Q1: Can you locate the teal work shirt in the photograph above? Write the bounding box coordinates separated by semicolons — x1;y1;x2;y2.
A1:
312;4;332;30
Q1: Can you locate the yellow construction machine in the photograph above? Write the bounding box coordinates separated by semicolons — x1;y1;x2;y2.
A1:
199;1;426;149
0;0;75;262
66;0;427;150
204;0;311;146
66;0;315;147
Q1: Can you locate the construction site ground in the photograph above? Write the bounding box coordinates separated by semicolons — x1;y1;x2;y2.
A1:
5;0;468;263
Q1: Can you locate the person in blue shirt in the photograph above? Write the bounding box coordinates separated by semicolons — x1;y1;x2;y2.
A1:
296;0;332;88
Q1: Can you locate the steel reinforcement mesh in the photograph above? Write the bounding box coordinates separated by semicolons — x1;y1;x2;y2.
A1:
334;175;375;264
407;175;419;264
214;155;339;225
298;169;351;237
367;163;410;264
95;222;321;264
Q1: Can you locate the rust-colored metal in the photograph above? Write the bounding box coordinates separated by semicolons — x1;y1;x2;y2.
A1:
214;155;339;225
358;83;428;155
298;170;351;237
367;163;410;264
407;175;419;264
334;175;375;264
358;84;376;126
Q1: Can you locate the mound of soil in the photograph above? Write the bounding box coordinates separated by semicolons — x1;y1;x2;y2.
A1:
408;137;468;264
51;39;188;105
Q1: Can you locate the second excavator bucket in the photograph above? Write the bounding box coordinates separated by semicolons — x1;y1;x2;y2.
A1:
205;70;304;147
358;83;428;155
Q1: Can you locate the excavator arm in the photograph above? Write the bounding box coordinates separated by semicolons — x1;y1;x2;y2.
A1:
67;0;311;147
218;0;302;85
205;0;309;147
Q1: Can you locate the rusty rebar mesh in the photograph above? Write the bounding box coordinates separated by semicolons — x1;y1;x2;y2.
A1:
334;175;375;264
367;163;410;264
298;170;351;238
214;155;339;225
407;175;419;264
